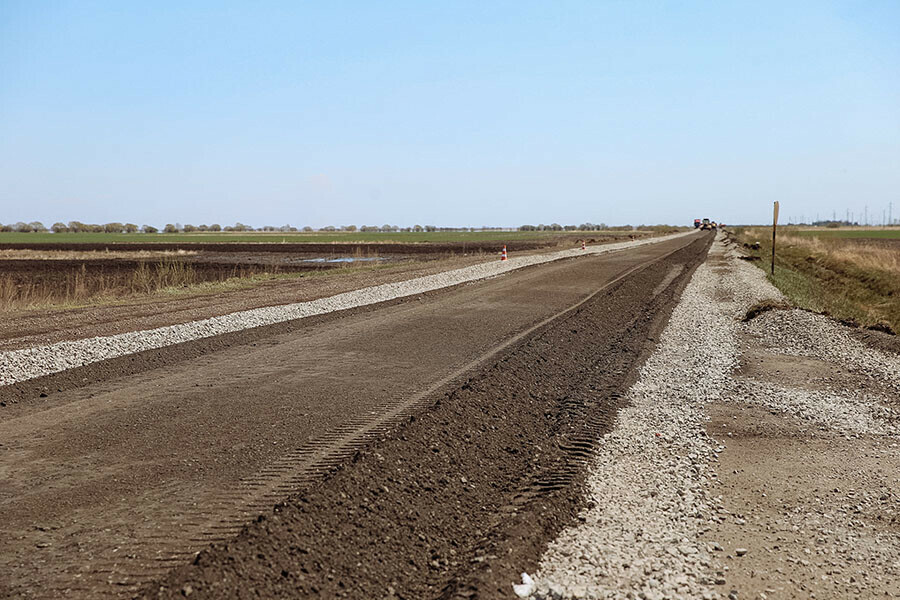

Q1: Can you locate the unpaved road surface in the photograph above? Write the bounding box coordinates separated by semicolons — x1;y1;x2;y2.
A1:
0;233;710;599
528;233;900;600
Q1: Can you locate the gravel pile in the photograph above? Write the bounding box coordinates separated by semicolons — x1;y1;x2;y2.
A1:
528;238;739;600
526;232;900;599
0;232;696;387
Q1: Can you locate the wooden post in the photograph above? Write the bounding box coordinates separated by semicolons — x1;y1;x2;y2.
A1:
771;201;780;276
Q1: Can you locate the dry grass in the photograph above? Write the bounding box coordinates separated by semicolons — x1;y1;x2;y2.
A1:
0;249;196;260
741;229;900;281
0;258;409;314
128;260;198;295
736;227;900;333
0;259;201;311
776;232;900;274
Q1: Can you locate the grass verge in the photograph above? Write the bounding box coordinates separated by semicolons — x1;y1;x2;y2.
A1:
732;227;899;334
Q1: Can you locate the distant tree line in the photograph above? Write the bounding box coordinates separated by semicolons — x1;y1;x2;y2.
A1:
812;220;856;228
1;221;512;233
518;223;613;231
0;221;264;233
2;221;640;234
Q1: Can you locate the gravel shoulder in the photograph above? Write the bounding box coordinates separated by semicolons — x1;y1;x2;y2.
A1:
528;233;900;600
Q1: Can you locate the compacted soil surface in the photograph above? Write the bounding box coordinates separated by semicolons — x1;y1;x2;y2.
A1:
0;234;710;599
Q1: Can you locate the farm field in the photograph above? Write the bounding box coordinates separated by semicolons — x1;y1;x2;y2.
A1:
792;227;900;239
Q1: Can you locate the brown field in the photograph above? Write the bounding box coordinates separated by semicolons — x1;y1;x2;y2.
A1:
0;258;332;311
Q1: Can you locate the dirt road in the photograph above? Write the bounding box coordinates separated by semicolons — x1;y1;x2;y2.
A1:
0;233;710;599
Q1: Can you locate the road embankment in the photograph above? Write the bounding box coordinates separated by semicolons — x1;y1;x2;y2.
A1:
146;234;712;599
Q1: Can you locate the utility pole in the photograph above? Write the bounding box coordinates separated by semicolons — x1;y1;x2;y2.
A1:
864;205;868;227
890;202;893;226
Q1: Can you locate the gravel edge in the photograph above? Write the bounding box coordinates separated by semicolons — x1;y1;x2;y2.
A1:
523;232;900;599
526;236;741;600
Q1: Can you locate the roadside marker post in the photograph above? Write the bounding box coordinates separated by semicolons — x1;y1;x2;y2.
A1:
581;240;586;251
500;245;508;261
772;201;779;276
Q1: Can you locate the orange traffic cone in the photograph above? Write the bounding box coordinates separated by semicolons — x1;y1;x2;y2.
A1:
500;245;508;261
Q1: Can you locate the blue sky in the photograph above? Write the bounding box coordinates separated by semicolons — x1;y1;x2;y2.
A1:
1;1;898;227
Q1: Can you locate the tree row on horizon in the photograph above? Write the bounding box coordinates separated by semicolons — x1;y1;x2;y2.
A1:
1;221;524;234
0;221;698;234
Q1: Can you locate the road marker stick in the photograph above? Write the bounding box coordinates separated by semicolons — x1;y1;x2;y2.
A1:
500;245;508;261
772;200;779;276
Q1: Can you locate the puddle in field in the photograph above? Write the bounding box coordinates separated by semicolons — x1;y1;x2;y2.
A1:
300;257;386;263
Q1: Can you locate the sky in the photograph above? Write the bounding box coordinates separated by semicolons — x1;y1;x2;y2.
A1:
1;1;899;228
